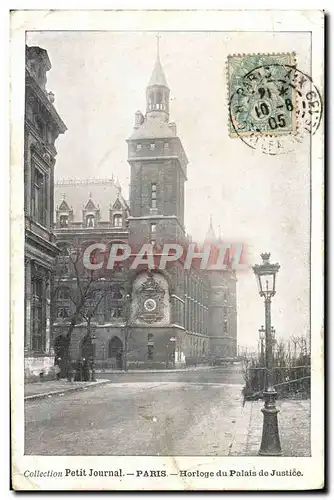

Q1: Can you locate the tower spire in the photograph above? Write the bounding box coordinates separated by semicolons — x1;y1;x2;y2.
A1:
146;35;170;121
205;215;216;243
156;33;161;59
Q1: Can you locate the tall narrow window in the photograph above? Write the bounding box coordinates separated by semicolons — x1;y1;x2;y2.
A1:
147;334;154;360
151;223;157;233
151;183;157;209
59;215;68;228
32;168;46;225
86;214;95;228
31;277;45;352
113;214;123;227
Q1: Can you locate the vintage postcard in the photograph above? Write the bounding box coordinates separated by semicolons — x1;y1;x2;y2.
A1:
10;9;324;491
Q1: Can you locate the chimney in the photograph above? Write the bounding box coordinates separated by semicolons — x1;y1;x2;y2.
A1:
169;122;177;135
134;110;144;129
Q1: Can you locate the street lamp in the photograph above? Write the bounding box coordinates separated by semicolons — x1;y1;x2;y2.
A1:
271;327;277;360
123;293;131;372
169;337;176;368
166;337;176;368
253;252;281;456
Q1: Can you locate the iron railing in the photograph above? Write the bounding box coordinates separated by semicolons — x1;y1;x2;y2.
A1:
243;364;311;400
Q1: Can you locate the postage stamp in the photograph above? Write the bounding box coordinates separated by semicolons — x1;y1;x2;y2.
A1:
228;53;297;137
228;53;323;155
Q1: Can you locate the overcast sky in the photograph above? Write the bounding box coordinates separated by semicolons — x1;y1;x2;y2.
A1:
27;30;312;349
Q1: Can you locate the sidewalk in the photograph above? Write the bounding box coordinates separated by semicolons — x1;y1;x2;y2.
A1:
24;379;111;401
95;365;228;374
230;398;311;456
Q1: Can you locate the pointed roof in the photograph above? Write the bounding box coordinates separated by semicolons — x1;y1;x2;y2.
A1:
58;199;70;212
55;178;127;223
204;216;216;242
147;55;169;88
85;198;96;211
112;197;123;210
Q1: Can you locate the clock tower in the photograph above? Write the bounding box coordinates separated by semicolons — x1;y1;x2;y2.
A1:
127;39;188;250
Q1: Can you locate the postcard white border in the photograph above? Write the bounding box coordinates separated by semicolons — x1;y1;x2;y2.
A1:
10;9;324;491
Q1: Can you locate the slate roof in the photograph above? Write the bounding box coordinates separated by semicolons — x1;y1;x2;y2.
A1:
128;117;176;141
55;178;127;223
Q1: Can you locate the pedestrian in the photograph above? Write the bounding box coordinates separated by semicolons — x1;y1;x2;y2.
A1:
55;358;61;380
82;357;90;381
74;358;83;381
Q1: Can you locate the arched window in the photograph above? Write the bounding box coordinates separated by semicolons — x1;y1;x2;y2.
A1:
86;214;95;228
113;214;123;227
108;336;123;358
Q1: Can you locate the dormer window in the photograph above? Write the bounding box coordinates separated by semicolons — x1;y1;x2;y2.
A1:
113;214;123;228
164;142;169;150
86;214;95;228
150;143;155;150
136;144;142;151
59;215;68;228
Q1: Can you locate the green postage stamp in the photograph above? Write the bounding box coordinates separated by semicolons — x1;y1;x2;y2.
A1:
228;53;297;137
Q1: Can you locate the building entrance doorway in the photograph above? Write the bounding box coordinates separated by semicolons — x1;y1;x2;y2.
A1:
108;336;123;369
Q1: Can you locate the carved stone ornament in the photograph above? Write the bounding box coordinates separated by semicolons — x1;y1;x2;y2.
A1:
31;141;53;165
136;274;165;324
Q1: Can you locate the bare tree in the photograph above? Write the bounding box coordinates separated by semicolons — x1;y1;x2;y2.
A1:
52;240;116;380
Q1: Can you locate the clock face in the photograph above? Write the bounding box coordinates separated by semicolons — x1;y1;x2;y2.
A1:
144;298;157;312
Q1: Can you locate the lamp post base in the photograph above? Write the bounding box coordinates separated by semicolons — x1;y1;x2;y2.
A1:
258;389;282;456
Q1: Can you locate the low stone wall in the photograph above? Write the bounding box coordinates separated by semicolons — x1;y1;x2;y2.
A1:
24;355;56;383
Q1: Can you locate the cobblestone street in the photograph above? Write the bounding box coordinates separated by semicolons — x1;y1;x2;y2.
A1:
25;365;310;457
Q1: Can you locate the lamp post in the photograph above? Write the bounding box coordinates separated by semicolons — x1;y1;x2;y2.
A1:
258;325;265;367
253;252;281;456
271;327;277;365
123;293;131;372
166;337;176;368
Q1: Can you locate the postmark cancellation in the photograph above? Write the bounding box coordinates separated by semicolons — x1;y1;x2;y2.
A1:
228;53;297;137
227;52;323;155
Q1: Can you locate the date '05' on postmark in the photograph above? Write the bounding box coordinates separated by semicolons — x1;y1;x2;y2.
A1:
227;53;323;155
228;53;297;137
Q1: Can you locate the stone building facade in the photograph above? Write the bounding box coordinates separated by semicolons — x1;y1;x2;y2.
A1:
53;49;237;369
24;46;67;379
